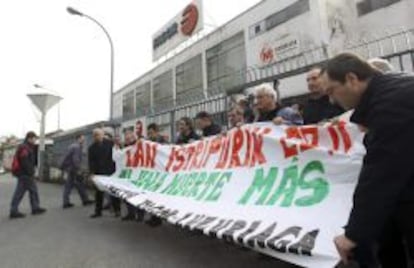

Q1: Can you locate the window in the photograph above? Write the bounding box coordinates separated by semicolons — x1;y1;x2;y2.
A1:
135;82;151;116
206;32;246;95
176;54;203;105
249;20;266;39
122;90;135;119
265;0;310;32
152;70;173;111
357;0;401;16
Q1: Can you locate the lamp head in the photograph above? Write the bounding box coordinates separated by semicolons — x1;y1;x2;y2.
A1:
67;7;84;16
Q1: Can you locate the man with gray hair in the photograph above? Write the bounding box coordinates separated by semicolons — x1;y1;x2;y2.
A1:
253;83;303;125
88;128;120;218
368;58;394;73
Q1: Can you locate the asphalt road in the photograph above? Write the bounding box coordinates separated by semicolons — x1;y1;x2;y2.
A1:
0;174;299;268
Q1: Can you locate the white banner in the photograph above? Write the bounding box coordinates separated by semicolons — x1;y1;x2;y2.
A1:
94;122;365;268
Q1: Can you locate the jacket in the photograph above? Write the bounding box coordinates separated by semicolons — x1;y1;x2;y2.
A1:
175;131;200;145
277;107;304;125
256;107;280;122
149;135;167;144
88;139;115;175
61;142;82;172
14;142;36;177
346;73;414;244
202;123;222;137
303;95;344;124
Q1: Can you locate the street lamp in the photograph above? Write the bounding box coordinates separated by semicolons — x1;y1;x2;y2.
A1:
34;84;62;130
67;6;114;120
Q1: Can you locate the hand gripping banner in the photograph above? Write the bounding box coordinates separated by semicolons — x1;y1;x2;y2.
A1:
94;122;365;268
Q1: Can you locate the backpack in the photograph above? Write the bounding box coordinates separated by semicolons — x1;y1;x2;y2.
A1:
11;154;20;176
11;145;28;176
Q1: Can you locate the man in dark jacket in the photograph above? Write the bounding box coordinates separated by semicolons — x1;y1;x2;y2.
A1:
254;83;303;125
120;129;143;222
303;66;344;124
195;111;222;138
89;128;120;218
143;123;167;227
322;53;414;267
61;134;93;209
175;117;200;145
147;123;168;144
9;131;46;219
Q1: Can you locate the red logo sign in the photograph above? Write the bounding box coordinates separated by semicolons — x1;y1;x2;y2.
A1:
181;3;199;36
260;44;274;65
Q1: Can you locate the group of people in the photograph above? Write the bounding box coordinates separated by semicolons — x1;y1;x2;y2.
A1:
65;123;167;227
8;53;414;267
174;65;345;145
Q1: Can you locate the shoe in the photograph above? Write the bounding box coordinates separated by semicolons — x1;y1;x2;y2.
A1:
9;212;26;219
114;211;121;218
82;200;94;206
136;209;145;222
90;213;102;218
257;253;274;261
145;216;162;227
63;203;74;209
32;208;47;215
121;214;135;221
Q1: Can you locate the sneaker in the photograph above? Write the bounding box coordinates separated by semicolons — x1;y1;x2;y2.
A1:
136;209;145;222
9;212;26;219
63;203;74;209
82;200;94;206
145;216;162;227
90;213;102;218
32;208;47;215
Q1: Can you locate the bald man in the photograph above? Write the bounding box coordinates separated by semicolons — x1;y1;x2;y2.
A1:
88;128;120;218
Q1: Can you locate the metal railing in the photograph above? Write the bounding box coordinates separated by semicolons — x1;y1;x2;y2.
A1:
115;29;414;139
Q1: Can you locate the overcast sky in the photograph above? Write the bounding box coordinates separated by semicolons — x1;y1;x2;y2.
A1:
0;0;260;137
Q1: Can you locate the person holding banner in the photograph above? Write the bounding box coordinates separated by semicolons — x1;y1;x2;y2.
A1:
227;105;245;129
253;83;303;125
175;117;200;145
147;123;168;144
119;129;145;222
144;123;167;227
89;129;121;218
194;111;222;137
322;53;414;267
303;66;344;125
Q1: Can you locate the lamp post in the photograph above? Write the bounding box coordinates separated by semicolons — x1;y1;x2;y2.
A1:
67;6;114;120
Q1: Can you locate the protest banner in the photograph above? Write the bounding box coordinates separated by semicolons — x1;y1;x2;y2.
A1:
94;122;365;268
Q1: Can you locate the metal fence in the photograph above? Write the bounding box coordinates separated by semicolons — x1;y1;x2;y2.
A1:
119;29;414;140
347;28;414;73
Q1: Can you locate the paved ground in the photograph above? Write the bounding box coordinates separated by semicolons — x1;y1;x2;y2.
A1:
0;174;299;268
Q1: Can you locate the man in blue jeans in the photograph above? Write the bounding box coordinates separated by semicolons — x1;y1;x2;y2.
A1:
61;134;94;209
10;131;46;219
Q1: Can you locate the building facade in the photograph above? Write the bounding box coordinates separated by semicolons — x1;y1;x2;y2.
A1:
113;0;414;138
